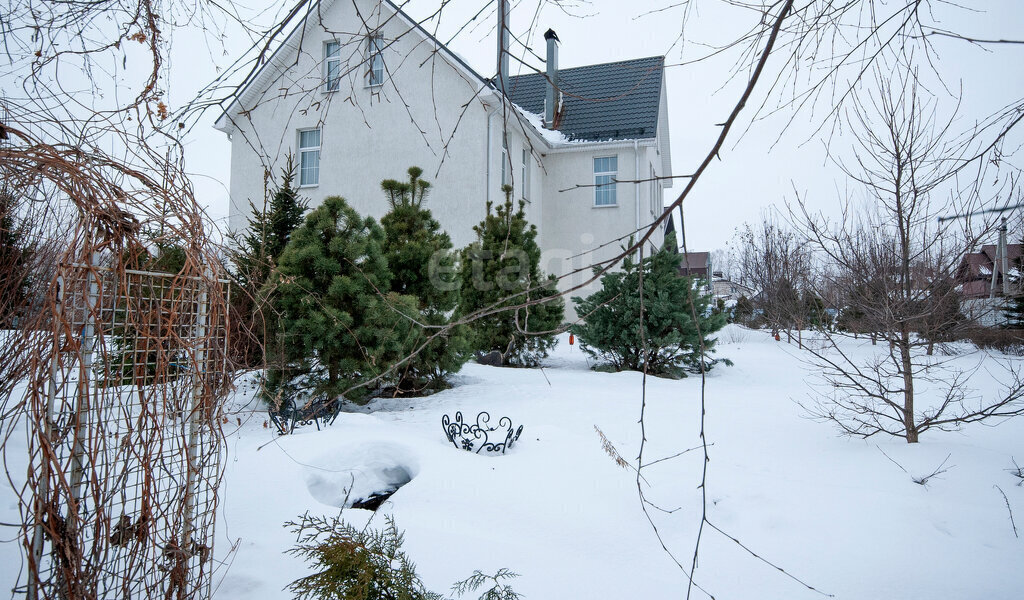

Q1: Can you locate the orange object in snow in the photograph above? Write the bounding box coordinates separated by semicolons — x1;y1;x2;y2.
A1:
569;333;575;345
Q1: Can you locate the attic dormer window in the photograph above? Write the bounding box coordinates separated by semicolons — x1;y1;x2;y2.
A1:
367;34;384;87
324;41;341;92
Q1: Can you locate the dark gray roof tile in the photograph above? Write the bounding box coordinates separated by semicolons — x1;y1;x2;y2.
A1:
504;56;664;142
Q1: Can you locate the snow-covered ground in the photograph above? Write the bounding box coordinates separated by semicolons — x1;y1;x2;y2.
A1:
3;326;1023;598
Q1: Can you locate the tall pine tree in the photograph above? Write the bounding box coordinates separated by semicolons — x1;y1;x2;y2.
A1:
266;195;416;406
458;186;563;367
379;167;469;393
571;235;727;377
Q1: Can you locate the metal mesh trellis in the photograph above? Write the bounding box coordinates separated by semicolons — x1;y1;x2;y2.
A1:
22;257;229;600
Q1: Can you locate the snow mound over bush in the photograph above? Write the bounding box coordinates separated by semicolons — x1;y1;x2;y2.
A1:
303;442;419;509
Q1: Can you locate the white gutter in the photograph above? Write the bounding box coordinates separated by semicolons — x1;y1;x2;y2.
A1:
486;109;493;206
543;138;658;155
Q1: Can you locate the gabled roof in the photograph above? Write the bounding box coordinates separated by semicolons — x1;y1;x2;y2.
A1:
960;244;1023;280
215;0;493;132
503;56;665;142
216;0;667;148
680;251;710;269
981;244;1023;262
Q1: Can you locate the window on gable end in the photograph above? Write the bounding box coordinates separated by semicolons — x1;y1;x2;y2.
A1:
324;41;341;92
298;128;321;187
367;34;384;87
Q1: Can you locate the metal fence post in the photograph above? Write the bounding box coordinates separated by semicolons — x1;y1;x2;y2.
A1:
182;269;210;563
69;252;99;513
28;273;65;600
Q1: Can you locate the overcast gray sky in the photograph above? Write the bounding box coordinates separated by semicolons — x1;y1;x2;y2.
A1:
169;0;1024;254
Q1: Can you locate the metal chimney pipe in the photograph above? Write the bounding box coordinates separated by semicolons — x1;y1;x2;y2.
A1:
497;0;510;93
544;29;560;128
991;217;1008;299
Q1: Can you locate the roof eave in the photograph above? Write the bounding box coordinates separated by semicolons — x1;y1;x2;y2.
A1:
542;137;659;154
214;113;233;134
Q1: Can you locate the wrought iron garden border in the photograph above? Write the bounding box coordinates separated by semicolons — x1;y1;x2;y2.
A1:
442;411;523;454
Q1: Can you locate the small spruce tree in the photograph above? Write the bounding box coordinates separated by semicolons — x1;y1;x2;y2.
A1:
458;186;563;367
266;196;416;405
733;294;755;326
233;154;307;290
835;283;870;337
572;236;728;377
380;167;470;393
1003;238;1024;330
802;291;830;330
1004;294;1024;329
230;155;308;368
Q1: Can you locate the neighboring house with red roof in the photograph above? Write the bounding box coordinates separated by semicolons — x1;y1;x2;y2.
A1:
957;244;1022;299
956;243;1022;325
676;251;713;295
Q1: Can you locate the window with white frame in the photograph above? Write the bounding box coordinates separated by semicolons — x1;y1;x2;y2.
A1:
298;129;321;187
594;156;617;206
324;41;341;92
367;35;384;87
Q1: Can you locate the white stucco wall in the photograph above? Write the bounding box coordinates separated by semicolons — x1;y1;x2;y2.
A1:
537;141;667;320
485;112;543;230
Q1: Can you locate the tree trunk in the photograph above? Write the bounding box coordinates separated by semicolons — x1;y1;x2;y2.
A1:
900;329;918;443
328;364;338;392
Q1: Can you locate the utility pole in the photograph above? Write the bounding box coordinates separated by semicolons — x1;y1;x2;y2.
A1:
989;217;1010;299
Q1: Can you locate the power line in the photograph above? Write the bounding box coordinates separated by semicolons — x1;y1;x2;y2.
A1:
937;201;1024;222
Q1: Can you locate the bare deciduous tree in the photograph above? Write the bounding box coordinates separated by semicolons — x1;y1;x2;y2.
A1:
736;212;813;344
794;70;1024;443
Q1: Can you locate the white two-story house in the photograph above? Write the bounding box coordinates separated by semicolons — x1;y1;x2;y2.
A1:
215;0;672;318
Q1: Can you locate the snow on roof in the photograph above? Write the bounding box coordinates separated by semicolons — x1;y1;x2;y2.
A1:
512;105;573;146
